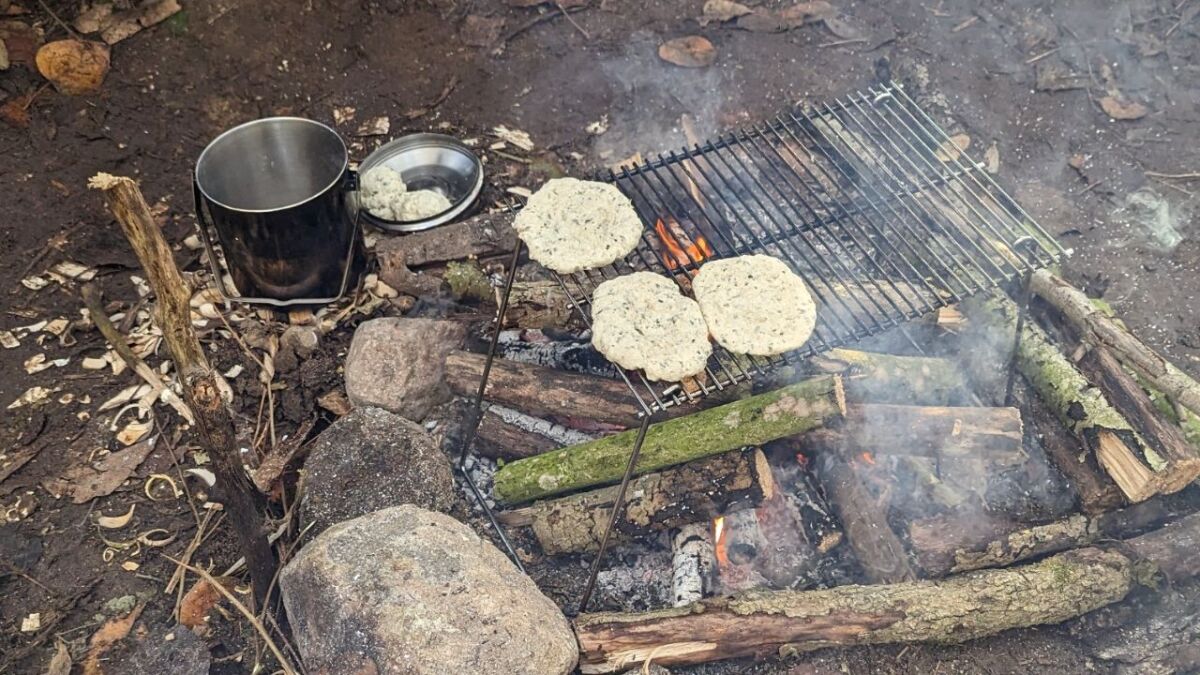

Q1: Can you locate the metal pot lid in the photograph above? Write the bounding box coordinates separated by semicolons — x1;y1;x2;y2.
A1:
356;133;484;233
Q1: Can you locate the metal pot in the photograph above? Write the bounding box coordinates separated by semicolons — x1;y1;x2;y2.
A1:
193;117;365;306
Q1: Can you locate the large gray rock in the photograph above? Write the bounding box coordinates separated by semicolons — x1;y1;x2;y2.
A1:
281;505;578;675
344;317;465;421
300;407;460;535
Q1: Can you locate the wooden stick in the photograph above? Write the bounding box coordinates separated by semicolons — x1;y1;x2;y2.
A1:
1032;269;1200;417
808;404;1024;461
492;376;845;504
574;512;1200;672
497;448;773;554
474;409;561;460
88;173;276;606
446;350;644;427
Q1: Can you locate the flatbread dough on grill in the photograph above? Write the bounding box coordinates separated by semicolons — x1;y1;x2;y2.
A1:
591;272;712;382
514;177;644;274
692;254;817;356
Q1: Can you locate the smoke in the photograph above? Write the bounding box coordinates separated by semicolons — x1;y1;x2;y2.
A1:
589;30;732;167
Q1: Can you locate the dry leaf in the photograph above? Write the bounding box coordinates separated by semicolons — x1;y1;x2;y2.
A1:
179;577;233;630
35;39;110;95
823;15;865;40
8;385;54;409
1099;95;1148;121
317;390;352;416
699;0;752;25
47;639;72;675
984;142;1000;174
354;115;390;137
658;36;716;68
935;133;971;162
43;435;157;504
782;0;835;23
82;602;144;675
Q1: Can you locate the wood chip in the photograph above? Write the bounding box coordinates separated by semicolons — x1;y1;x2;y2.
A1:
699;0;752;25
0;330;18;349
984;142;1000;174
7;386;55;409
658;35;716;68
97;504;136;529
935;133;971;162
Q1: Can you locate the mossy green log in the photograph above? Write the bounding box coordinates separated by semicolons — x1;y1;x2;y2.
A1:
492;375;845;504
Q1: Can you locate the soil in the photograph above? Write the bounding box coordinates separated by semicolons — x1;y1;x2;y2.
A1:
2;0;1199;673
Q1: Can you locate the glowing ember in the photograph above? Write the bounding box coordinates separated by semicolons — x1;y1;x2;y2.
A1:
654;217;714;271
860;451;877;466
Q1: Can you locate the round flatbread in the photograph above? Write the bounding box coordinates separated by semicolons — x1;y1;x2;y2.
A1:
591;272;712;382
514;177;644;274
692;254;817;356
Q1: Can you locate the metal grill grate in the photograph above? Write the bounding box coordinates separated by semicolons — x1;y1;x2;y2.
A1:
552;81;1062;414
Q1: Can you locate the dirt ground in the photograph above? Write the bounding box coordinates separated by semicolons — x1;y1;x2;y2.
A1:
2;0;1199;673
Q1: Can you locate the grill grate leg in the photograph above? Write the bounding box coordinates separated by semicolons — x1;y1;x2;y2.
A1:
457;242;527;572
578;412;654;613
1003;236;1041;406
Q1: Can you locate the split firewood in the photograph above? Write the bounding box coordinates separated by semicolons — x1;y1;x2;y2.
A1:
804;348;967;405
814;452;914;584
1031;269;1200;418
88;173;275;607
573;512;1200;673
907;490;1198;577
1075;346;1200;495
377;210;516;268
496;448;773;554
806;404;1024;462
445;351;644;427
492;376;845;504
962;292;1192;502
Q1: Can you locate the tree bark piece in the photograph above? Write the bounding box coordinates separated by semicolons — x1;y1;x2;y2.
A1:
1032;269;1200;417
574;547;1134;673
88;173;275;607
446;351;643;427
497;448;773;554
377;210;516;268
1076;346;1200;494
499;280;572;329
963;292;1163;502
815;453;914;584
493;376;845;504
908;492;1198;577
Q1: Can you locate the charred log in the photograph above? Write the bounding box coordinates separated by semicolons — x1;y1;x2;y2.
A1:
815;452;914;584
497;448;773;555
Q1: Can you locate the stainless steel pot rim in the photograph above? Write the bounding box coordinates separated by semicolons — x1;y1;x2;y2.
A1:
357;133;484;232
195;117;349;214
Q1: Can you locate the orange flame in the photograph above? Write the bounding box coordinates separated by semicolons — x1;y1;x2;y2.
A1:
712;515;728;567
860;451;877;466
654;217;715;271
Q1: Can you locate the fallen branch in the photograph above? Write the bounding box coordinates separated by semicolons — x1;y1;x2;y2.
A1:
493;376;845;504
1032;269;1200;417
815;452;914;583
89;173;276;606
498;448;773;554
573;512;1200;672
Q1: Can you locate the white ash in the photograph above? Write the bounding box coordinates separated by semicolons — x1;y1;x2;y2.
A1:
359;165;452;222
592;549;674;612
458;452;498;512
487;404;594;446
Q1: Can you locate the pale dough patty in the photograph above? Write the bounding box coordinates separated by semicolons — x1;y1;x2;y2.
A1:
692;254;817;356
591;272;712;382
514;178;645;274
